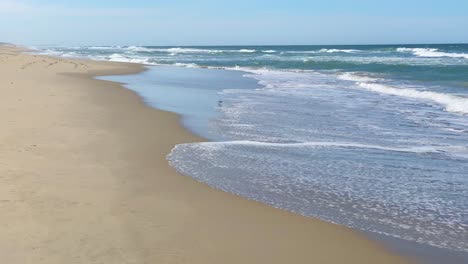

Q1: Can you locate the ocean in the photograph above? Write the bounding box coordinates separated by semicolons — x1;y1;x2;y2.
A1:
34;45;468;261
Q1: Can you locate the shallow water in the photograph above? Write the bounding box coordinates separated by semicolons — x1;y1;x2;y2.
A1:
101;66;257;139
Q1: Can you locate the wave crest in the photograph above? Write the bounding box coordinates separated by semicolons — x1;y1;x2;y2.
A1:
319;48;359;53
239;49;256;53
397;47;468;59
359;82;468;114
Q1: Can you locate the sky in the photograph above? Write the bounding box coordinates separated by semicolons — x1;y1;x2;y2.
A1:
1;0;467;46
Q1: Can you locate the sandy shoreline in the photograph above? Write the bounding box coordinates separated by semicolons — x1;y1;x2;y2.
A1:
0;44;413;263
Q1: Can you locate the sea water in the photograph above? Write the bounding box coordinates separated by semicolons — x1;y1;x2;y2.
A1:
36;45;468;261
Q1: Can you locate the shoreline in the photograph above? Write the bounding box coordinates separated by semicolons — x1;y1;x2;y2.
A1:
101;64;468;264
0;44;413;263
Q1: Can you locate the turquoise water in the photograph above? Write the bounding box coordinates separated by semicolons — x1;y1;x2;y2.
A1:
39;45;468;260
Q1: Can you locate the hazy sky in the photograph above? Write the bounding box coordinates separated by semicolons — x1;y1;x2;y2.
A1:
1;0;467;46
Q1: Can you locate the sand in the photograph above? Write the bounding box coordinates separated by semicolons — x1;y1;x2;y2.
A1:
0;44;414;264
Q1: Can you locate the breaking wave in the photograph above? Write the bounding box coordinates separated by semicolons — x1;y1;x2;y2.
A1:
338;73;468;114
397;47;468;59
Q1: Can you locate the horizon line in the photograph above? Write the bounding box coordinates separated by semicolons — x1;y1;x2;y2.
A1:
17;42;468;47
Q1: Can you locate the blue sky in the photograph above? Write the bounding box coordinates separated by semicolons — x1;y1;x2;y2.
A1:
1;0;467;45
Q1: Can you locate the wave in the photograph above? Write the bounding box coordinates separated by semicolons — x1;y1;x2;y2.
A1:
173;62;199;68
338;72;468;114
142;47;259;54
125;46;156;52
303;55;468;66
285;49;360;54
262;50;276;53
118;47;226;54
338;72;380;82
88;46;122;50
397;48;468;59
357;82;468;114
165;47;223;54
319;48;359;53
172;140;466;155
236;69;468;115
108;53;152;64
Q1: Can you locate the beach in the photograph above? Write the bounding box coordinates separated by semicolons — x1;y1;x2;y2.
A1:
0;44;416;263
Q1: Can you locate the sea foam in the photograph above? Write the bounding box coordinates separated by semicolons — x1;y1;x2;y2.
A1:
108;53;152;64
397;48;468;59
338;73;468;114
358;83;468;114
319;48;360;53
239;49;256;53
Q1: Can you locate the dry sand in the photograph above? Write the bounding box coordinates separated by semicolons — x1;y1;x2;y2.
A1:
0;44;414;264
